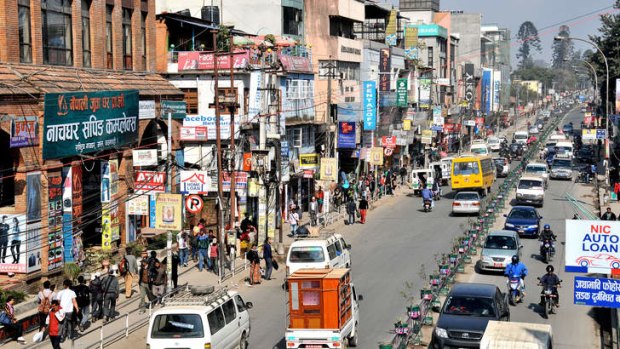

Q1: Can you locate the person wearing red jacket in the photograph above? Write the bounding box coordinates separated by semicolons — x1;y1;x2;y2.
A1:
46;300;65;349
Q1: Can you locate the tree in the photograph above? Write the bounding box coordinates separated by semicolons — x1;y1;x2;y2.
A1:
552;25;574;69
516;21;543;69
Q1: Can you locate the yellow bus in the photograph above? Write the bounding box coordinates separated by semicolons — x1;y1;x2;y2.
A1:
451;155;496;195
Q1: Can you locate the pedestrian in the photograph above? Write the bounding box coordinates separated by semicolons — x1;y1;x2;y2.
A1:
240;214;254;233
359;197;369;224
601;207;617;220
288;208;300;237
147;250;159;272
36;280;55;335
197;230;210;271
46;300;64;349
73;276;90;331
151;261;167;303
209;240;219;274
89;272;103;321
400;167;407;185
1;295;25;344
137;258;153;312
162;251;179;289
309;196;318;227
247;244;261;285
346;199;357;225
263;237;273;281
56;279;78;341
123;250;138;299
101;270;119;323
316;186;324;213
177;231;189;267
190;226;200;262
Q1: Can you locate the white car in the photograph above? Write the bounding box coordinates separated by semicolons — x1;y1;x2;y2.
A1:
486;137;501;151
515;176;545;207
452;191;481;215
470;143;490;156
529;127;539;135
524;163;549;187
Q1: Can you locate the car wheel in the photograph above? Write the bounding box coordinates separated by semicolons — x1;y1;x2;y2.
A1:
239;332;248;349
348;323;359;347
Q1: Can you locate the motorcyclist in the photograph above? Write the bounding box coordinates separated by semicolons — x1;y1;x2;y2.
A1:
539;224;557;242
421;185;433;208
504;255;528;295
538;265;561;307
431;180;440;198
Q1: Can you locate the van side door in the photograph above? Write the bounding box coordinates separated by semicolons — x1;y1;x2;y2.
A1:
339;237;351;267
234;295;251;337
206;307;227;349
326;243;338;268
221;299;240;348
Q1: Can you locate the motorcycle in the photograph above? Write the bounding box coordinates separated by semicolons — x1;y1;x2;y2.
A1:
433;188;442;201
507;275;524;306
538;278;562;318
539;239;555;263
575;168;591;183
423;199;432;212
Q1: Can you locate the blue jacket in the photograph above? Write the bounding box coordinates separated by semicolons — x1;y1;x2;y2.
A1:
421;188;433;200
263;243;272;260
504;262;528;278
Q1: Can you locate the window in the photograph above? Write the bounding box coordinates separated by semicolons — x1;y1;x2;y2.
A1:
234;295;247;313
122;8;133;70
206;308;225;335
141;12;147;69
18;0;32;63
181;88;198;114
289;246;324;262
286;80;314;100
221;300;236;324
327;244;337;260
282;6;302;36
427;47;434;69
318;61;360;81
150;314;204;338
106;5;113;69
41;0;73;66
329;16;355;39
291;128;302;148
81;0;91;68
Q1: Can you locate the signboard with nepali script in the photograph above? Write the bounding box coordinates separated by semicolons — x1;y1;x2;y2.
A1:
574;276;620;308
565;219;620;273
43;90;139;160
10;116;39;148
177;51;250;71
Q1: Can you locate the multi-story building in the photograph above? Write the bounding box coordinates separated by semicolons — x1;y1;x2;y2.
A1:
399;0;440;12
0;0;183;280
481;25;511;110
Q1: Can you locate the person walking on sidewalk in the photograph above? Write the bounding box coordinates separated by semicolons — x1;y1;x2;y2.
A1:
56;279;78;341
2;295;26;344
101;270;119;323
288;209;300;237
197;230;210;271
309;197;318;227
316;187;324;213
177;231;189;267
46;300;64;349
89;272;103;321
209;240;219;275
263;237;273;281
346;199;357;225
190;226;200;262
73;276;90;331
359;197;369;224
123;251;138;299
247;244;261;285
138;259;153;311
152;261;167;303
162;252;179;289
36;280;55;335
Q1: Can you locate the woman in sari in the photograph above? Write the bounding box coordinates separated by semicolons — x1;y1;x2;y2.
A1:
247;244;261;285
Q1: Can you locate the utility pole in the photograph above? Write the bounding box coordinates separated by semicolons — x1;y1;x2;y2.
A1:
166;109;173;293
212;31;225;283
325;56;334;157
227;33;237;278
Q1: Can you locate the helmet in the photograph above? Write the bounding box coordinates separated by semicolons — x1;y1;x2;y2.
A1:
546;265;554;273
544;224;550;230
511;255;519;264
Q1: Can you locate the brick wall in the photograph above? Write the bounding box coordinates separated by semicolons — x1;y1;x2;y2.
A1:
0;0;20;63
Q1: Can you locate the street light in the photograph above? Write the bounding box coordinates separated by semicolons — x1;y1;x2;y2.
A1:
555;35;610;184
567;58;599;104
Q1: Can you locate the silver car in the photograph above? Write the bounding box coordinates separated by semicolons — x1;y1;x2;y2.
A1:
452;191;481;215
478;230;522;272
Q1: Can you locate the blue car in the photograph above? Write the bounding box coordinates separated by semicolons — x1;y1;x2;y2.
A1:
562;124;573;135
503;206;542;237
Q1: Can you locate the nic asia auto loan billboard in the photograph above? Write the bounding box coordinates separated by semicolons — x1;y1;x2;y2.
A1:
566;219;620;273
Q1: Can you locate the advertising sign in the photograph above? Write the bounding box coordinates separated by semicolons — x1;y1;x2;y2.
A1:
396;78;408;107
338;121;356;149
161;100;187;120
219;171;248;191
62;166;73;263
180;170;211;194
419;78;431;108
385;9;398;46
183;115;240;140
47;173;64;271
403;119;412;131
25;221;41;273
574;276;620;308
363;81;377;130
278;54;313;73
381;136;397;149
126;195;149;215
177;50;250;71
299;153;319;169
26;172;41;223
132;149;158;167
180;126;208;141
139;100;156;120
149;195;156;228
10;116;39;148
369;147;384;166
482;69;492;115
134;171;166;194
43;90;139;160
616;78;620;113
379;48;391;92
404;25;419;59
464;64;475;105
565;219;620;273
493;70;501;112
582;129;605;140
320;158;338;181
101;161;110;203
155;194;183;231
101;210;112;251
421;129;433;144
0;214;28;273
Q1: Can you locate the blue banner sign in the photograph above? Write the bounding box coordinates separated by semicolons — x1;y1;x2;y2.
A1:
574;276;620;308
363;81;377;130
338;122;356;149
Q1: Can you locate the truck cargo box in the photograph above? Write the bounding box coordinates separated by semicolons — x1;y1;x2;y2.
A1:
480;321;552;349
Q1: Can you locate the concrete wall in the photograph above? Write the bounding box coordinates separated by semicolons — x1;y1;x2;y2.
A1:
450;12;481;72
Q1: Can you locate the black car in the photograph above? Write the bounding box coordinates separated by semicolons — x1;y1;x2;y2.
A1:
432;283;510;348
576;147;595;163
509;143;524;159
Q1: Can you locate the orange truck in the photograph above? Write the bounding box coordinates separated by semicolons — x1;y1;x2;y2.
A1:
285;268;363;348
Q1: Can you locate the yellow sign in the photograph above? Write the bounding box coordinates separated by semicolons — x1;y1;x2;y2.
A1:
369;147;384;166
403;119;412;131
101;211;112;251
320;158;338;181
299;153;319;169
155;193;183;231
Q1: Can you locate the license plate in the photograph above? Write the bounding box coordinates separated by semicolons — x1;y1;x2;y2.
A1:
305;346;323;349
493;263;503;268
518;229;524;233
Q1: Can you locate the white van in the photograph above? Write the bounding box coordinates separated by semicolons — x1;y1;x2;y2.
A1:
146;287;253;349
470;143;490;156
286;233;351;277
513;131;529;145
516;176;545;207
555;141;574;159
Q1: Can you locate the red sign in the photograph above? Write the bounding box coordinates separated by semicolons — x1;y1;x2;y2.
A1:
278;54;313;73
177;51;250;71
185;195;204;214
303;170;314;179
243;153;252;171
444;123;455;132
475;117;485;125
384;148;393;156
180;126;208;141
135;171;166;193
222;171;248;190
381;136;397;149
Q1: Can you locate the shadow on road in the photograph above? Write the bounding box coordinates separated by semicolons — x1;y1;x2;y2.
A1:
587;307;613;349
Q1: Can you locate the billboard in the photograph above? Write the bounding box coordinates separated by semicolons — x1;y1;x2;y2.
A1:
379;49;391;92
182;115;240;140
363;81;377;130
320;158;338;181
10;116;39;148
493;70;501;112
574;276;620;308
565;219;620;273
482;69;492;115
404;25;418;59
155;194;183;231
338;122;356;149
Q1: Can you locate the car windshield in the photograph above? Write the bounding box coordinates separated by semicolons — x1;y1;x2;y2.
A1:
471;147;487;154
289;247;326;263
493;159;504;166
454;161;480;175
510;144;522;151
526;166;546;174
518;180;543;189
509;209;537;220
552;159;572;168
455;192;479;201
485;235;517;249
488;139;499;144
514;134;528;140
443;296;496;317
151;314;204;339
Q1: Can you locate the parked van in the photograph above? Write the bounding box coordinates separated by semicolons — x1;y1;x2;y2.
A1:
286;233;351;277
513;131;529;145
146;287;253;349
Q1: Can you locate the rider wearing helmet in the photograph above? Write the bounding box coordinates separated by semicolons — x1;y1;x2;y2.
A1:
504;255;528;293
539;265;561;306
539;224;557;241
421;184;433;206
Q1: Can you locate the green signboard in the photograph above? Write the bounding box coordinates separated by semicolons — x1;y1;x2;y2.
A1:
161;100;187;120
414;24;448;39
396;78;408;107
43;90;139;160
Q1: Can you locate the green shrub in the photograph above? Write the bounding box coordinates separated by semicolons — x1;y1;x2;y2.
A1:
0;289;26;305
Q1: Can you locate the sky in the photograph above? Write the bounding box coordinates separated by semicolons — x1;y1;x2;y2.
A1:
440;0;616;67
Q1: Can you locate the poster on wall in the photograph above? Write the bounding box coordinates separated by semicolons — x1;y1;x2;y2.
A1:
47;173;64;271
101;161;110;203
10;116;39;148
25;221;41;273
62;166;74;262
155;194;183;231
26;172;41;223
101;210;112;251
0;214;27;273
320;158;338;181
72;165;83;227
109;159;119;197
